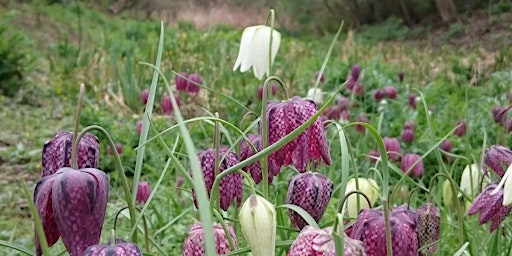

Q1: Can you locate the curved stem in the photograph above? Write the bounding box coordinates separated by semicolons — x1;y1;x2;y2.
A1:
430;173;464;246
407;187;421;208
265;9;275;79
71;83;85;170
334;190;372;227
76;125;137;243
260;76;287;198
114;206;150;252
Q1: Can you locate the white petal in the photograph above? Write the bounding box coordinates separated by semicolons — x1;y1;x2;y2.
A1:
252;26;280;80
502;163;512;205
233;26;258;72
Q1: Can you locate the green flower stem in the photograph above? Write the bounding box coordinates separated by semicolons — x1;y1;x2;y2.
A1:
333;190;372;231
383;201;392;256
265;9;275;80
71;83;85;170
22;180;49;256
75;125;137;243
430;173;464;247
114;206;150;252
213;112;221;210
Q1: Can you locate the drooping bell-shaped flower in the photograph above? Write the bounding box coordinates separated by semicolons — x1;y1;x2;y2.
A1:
459;164;486;198
239;195;276;256
161;94;181;115
350;208;418;256
41;131;99;177
383;137;401;162
266;97;331;178
136;181;151;205
383;85;397;99
106;143;123;156
454;120;467;137
239;134;264;184
187;73;202;93
484;145;512;178
176;72;189;91
182;222;238;255
350;64;361;81
416;203;440;255
286;172;333;229
373;89;385;101
287;226;365;256
408;93;417;109
84;241;142;256
34;167;109;256
344;178;380;218
136;120;143;135
140;89;149;105
467;183;512;232
355;113;369;133
401;128;415;143
403;120;416;131
439;139;453;153
401;153;423;177
233;25;281;80
193;147;243;211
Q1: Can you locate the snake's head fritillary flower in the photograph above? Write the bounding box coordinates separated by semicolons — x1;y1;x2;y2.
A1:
439;139;453;153
344;178;380;218
383;137;401;162
373;89;385;101
140;89;149;105
287;226;365;256
257;83;277;100
401;128;415;143
337;96;350;111
41;131;99;177
239;195;276;256
183;222;238;255
84;241;142;256
416;203;440;255
266;97;331;177
484;145;512;178
350;208;418;256
467;183;512;232
161;94;181;115
398;71;404;82
193;147;243;211
34;167;109;256
239;134;264;184
350;64;361;81
233;25;281;80
176;72;189;91
187;73;202;93
383;85;397;99
106;143;123;156
492;105;510;125
136;120;143;135
355;113;369;133
286;172;333;229
136;181;151;205
403;120;416;131
408;93;417;109
401;153;423;177
454;120;467;137
314;71;326;84
459;164;486;199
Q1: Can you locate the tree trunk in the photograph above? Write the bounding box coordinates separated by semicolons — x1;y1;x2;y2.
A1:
434;0;457;23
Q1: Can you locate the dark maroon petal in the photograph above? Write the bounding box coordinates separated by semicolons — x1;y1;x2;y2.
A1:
52;167;109;256
454;120;466;137
383;137;401;162
136;181;151;204
187;73;202;93
34;176;60;256
240;134;263;184
84;242;142;256
286;172;333;229
350;208;383;239
175;72;189;91
467;184;502;225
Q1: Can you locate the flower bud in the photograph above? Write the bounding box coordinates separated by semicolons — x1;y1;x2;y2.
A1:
136;181;150;204
176;72;189;91
442;180;453;207
350;64;361;81
239;195;276;256
383;85;397;99
398;71;404;82
306;88;324;105
373;89;385;101
459;164;485;199
187;73;202;93
140;89;149;105
408;93;417;109
454;120;466;137
439;139;453;153
401;128;415;143
383;137;401;162
344;178;380;218
136;120;143;135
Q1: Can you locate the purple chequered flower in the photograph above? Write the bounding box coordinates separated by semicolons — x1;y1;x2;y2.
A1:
84;241;142;256
286;172;333;229
192;147;243;211
182;222;237;256
383;137;401;162
266;97;331;179
287;226;365;256
468;183;512;232
401;154;423;177
239;134;264;184
484;145;512;178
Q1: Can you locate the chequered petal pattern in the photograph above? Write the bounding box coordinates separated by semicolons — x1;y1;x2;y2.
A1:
266;97;331;180
468;183;511;232
193;147;243;211
286;172;333;229
34;177;60;256
84;242;142;256
484;145;512;178
240;134;264;184
41;131;99;177
416;203;440;255
182;222;237;256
